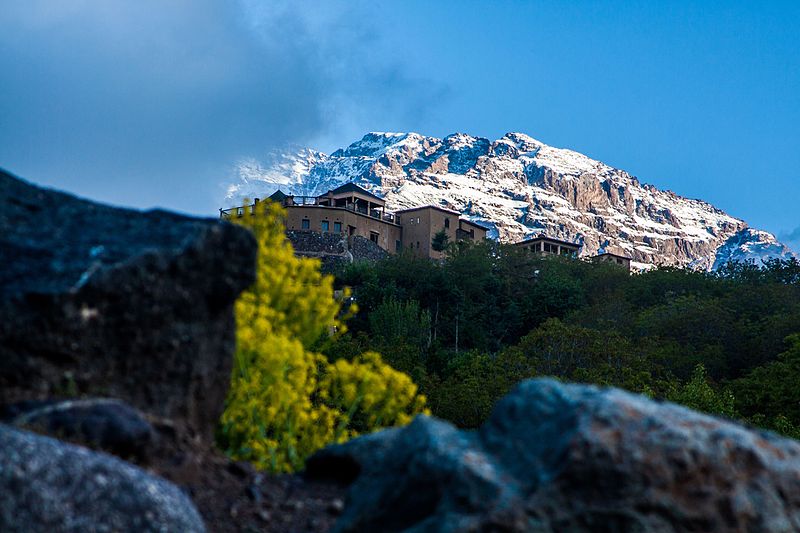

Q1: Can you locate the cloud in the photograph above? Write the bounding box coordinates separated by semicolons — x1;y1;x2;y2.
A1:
0;0;445;214
779;225;800;246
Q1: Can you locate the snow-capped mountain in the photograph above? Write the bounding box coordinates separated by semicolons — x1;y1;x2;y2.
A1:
225;132;796;270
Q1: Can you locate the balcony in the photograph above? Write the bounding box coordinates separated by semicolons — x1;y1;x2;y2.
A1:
220;197;399;224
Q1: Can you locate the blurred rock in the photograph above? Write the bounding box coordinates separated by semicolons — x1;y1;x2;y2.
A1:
0;168;256;442
307;378;800;532
1;398;154;460
0;424;204;532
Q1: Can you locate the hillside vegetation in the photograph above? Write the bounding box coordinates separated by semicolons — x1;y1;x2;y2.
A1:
328;240;800;438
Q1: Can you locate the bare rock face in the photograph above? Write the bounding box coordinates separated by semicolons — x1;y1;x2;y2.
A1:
0;168;256;443
307;379;800;532
0;424;205;532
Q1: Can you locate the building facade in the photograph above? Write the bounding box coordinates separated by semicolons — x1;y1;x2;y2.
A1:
515;235;582;257
515;235;632;271
591;251;632;269
395;205;486;259
221;183;488;259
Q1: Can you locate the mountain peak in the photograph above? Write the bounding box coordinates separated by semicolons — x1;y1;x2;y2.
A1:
500;132;543;150
226;131;795;270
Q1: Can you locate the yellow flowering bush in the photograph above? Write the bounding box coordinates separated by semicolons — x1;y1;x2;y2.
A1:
219;200;427;472
322;352;428;439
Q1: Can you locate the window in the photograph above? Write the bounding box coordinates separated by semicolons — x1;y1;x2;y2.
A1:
236;207;243;217
321;220;329;232
416;241;420;249
370;231;379;244
396;240;402;252
444;218;450;229
334;222;342;233
301;219;310;229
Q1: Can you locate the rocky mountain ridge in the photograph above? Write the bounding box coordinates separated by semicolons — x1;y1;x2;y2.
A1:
226;132;796;270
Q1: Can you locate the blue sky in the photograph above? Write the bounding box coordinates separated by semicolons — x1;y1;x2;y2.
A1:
1;1;798;249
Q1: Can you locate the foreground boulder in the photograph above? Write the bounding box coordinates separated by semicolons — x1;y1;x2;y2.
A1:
0;169;256;442
0;424;204;532
307;379;800;532
1;398;154;460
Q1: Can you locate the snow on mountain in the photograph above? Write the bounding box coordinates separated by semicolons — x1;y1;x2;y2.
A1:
225;132;796;270
712;229;796;270
226;146;328;201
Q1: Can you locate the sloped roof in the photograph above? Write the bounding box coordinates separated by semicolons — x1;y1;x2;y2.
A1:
395;204;461;216
268;190;288;201
458;218;488;231
325;182;384;203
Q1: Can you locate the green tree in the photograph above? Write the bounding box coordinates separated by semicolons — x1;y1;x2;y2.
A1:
427;350;534;428
431;229;450;252
369;297;431;350
667;364;737;419
368;297;432;374
510;318;658;394
730;335;800;425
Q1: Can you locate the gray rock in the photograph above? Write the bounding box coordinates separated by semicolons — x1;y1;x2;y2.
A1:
0;169;256;442
1;398;154;460
307;378;800;532
0;424;204;532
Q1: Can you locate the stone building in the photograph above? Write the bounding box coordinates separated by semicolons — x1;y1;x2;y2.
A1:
516;236;632;271
515;235;581;257
591;251;632;269
221;183;488;259
395;205;487;260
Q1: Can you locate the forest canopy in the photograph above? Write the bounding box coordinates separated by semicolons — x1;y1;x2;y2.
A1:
327;241;800;439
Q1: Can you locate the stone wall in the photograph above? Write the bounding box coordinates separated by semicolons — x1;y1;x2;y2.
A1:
286;230;388;272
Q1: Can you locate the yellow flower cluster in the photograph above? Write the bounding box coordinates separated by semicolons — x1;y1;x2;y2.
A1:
322;352;428;439
219;201;427;472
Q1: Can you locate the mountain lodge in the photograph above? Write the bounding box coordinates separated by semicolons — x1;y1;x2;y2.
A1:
220;183;488;259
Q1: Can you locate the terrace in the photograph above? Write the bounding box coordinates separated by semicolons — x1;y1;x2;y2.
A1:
220;195;400;225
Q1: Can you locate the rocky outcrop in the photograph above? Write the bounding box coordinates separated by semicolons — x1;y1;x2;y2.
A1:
307;378;800;532
0;424;205;532
0;169;256;442
0;170;349;532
